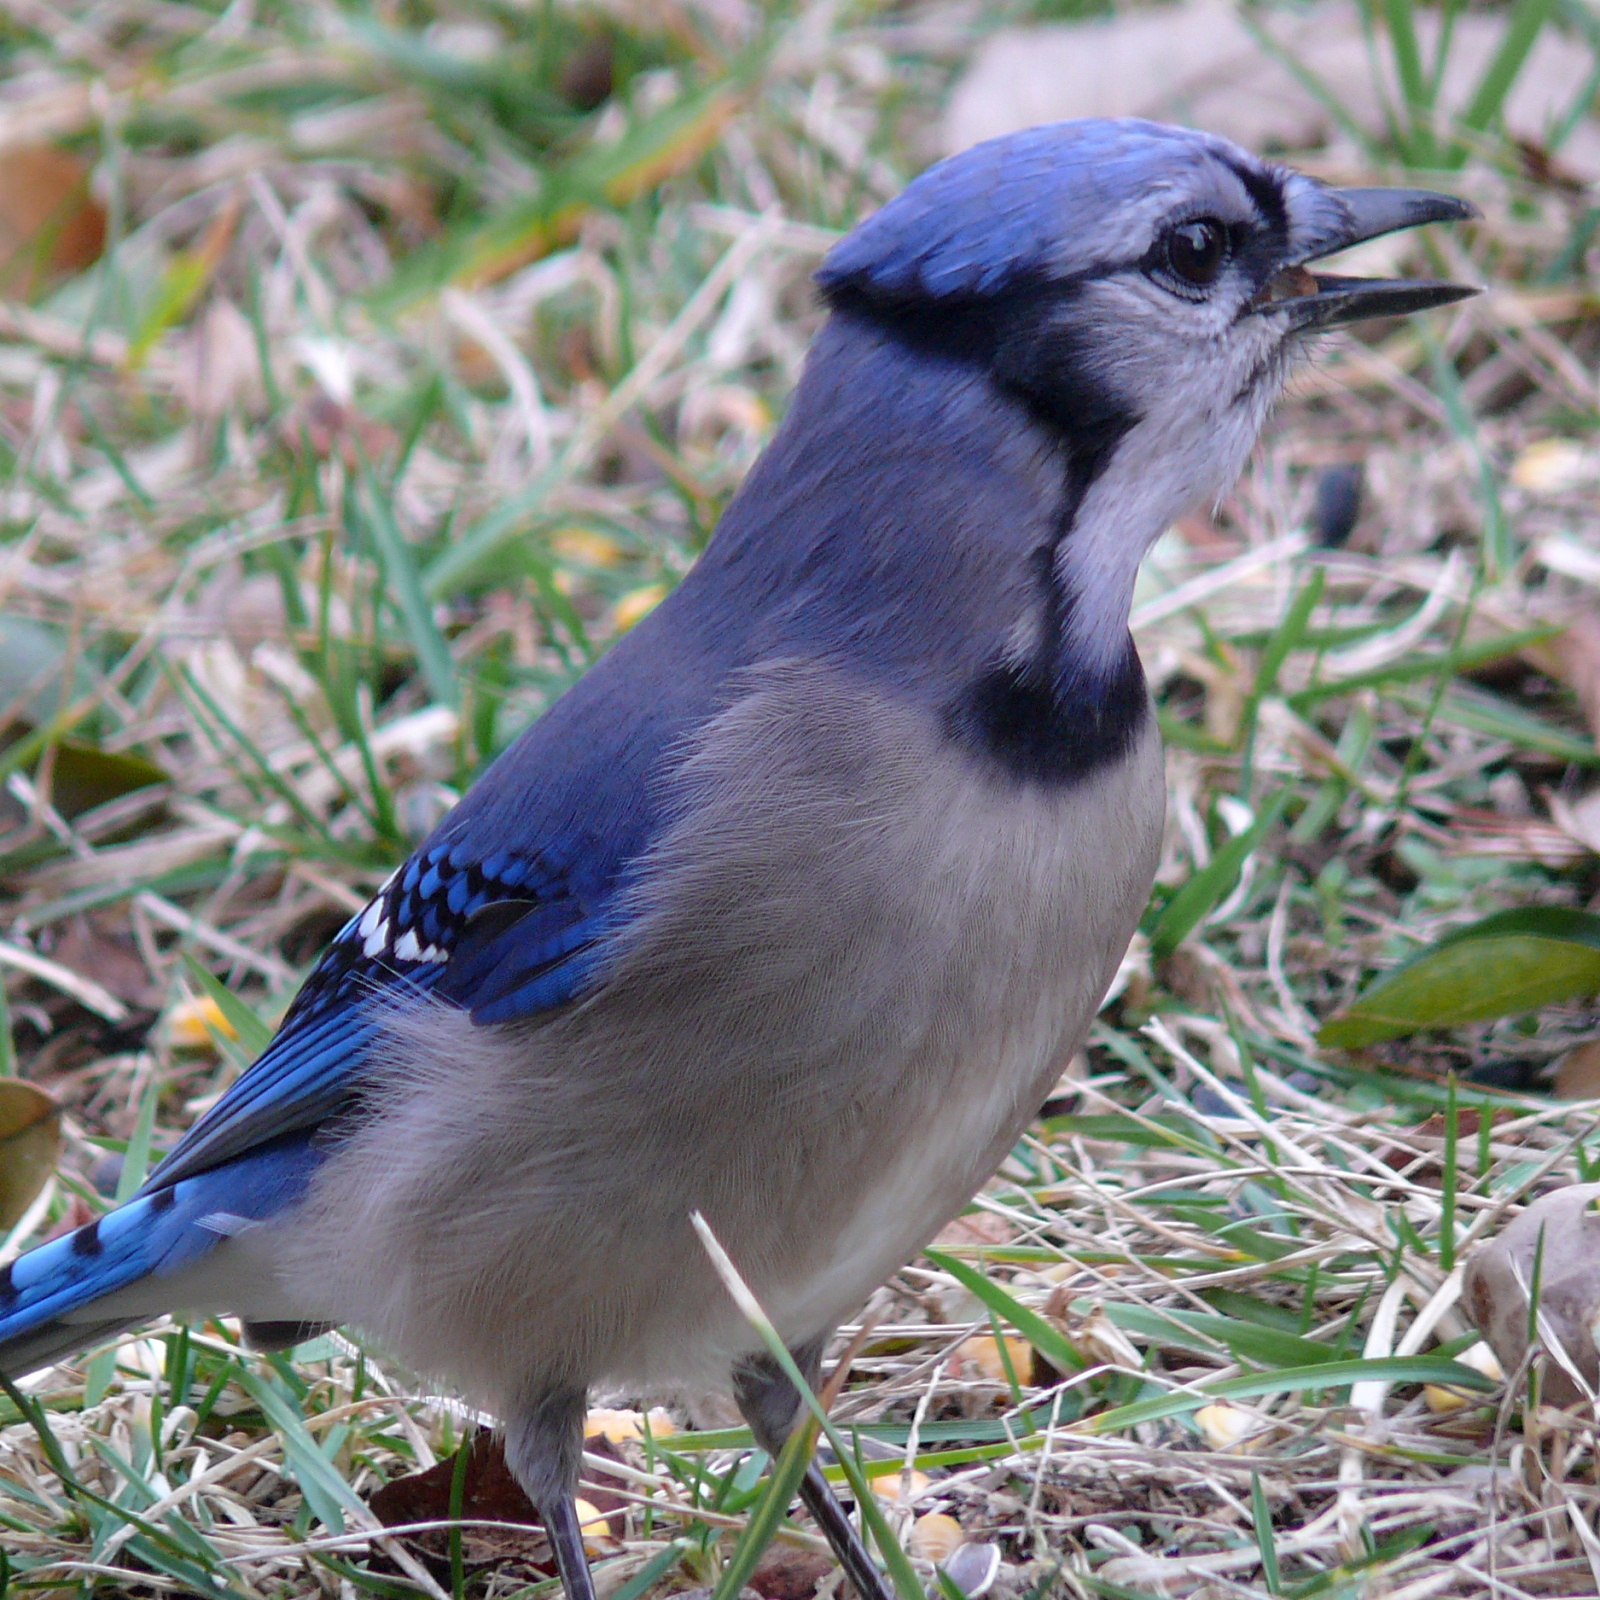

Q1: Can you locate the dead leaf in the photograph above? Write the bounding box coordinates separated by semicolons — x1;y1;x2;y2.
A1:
370;1429;549;1576
1464;1185;1600;1407
1523;613;1600;744
1447;806;1589;868
0;145;105;300
369;1426;632;1581
749;1543;835;1600
1377;1108;1513;1185
1548;789;1600;856
176;299;264;419
1556;1041;1600;1099
47;915;163;1008
0;1080;62;1229
280;392;399;466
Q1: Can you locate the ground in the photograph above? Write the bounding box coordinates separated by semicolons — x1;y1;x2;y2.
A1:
1;1;1600;1596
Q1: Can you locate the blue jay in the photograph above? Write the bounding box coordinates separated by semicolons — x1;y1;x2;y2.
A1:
1;120;1473;1600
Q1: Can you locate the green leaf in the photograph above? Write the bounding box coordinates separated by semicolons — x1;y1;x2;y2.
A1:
1148;788;1290;961
923;1250;1085;1373
45;742;168;819
1319;908;1600;1047
0;1080;60;1229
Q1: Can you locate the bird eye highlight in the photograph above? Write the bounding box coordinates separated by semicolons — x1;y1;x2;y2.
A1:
1161;218;1229;290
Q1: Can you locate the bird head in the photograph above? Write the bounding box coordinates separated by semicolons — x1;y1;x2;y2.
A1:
815;119;1477;678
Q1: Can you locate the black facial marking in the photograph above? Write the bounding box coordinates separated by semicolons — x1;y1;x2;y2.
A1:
821;277;1139;476
0;1259;13;1298
1224;157;1288;239
72;1219;102;1257
826;273;1149;787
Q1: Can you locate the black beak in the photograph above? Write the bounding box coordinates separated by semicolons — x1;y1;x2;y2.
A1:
1252;186;1481;329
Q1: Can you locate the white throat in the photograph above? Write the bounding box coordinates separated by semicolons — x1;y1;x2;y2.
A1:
1054;387;1275;679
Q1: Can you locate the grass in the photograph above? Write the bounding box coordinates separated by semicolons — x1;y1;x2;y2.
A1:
2;0;1600;1596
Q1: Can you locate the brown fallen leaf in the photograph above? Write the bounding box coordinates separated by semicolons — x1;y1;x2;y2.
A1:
0;1079;62;1229
1463;1182;1600;1408
368;1425;633;1581
1523;612;1600;744
0;145;105;300
47;914;163;1008
1556;1040;1600;1099
748;1542;835;1600
932;1210;1014;1249
1376;1107;1514;1185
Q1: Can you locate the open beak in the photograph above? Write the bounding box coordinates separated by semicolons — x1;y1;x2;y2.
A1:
1251;187;1481;329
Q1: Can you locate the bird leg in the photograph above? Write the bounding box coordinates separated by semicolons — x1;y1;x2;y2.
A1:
733;1338;895;1600
504;1386;598;1600
541;1492;601;1600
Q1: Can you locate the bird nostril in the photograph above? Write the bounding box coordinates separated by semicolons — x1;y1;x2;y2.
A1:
1249;264;1319;310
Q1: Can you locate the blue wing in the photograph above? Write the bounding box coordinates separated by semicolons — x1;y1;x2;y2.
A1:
144;832;629;1193
0;509;757;1376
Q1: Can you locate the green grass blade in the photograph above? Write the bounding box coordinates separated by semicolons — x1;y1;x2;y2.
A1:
1382;0;1433;161
709;1420;818;1600
1287;626;1558;711
1149;787;1290;961
1252;1471;1282;1594
1455;0;1560;146
1079;1354;1493;1435
1239;567;1324;793
357;472;458;709
1440;1076;1459;1272
692;1214;922;1600
180;953;276;1059
232;1366;365;1533
923;1249;1085;1373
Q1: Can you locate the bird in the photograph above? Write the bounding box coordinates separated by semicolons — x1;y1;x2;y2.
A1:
0;119;1475;1600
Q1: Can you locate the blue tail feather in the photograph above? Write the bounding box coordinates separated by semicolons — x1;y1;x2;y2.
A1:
0;1134;321;1378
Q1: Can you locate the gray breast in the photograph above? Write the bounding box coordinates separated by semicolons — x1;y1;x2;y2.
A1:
274;659;1165;1407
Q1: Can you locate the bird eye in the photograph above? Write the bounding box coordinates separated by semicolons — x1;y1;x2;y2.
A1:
1163;219;1229;289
